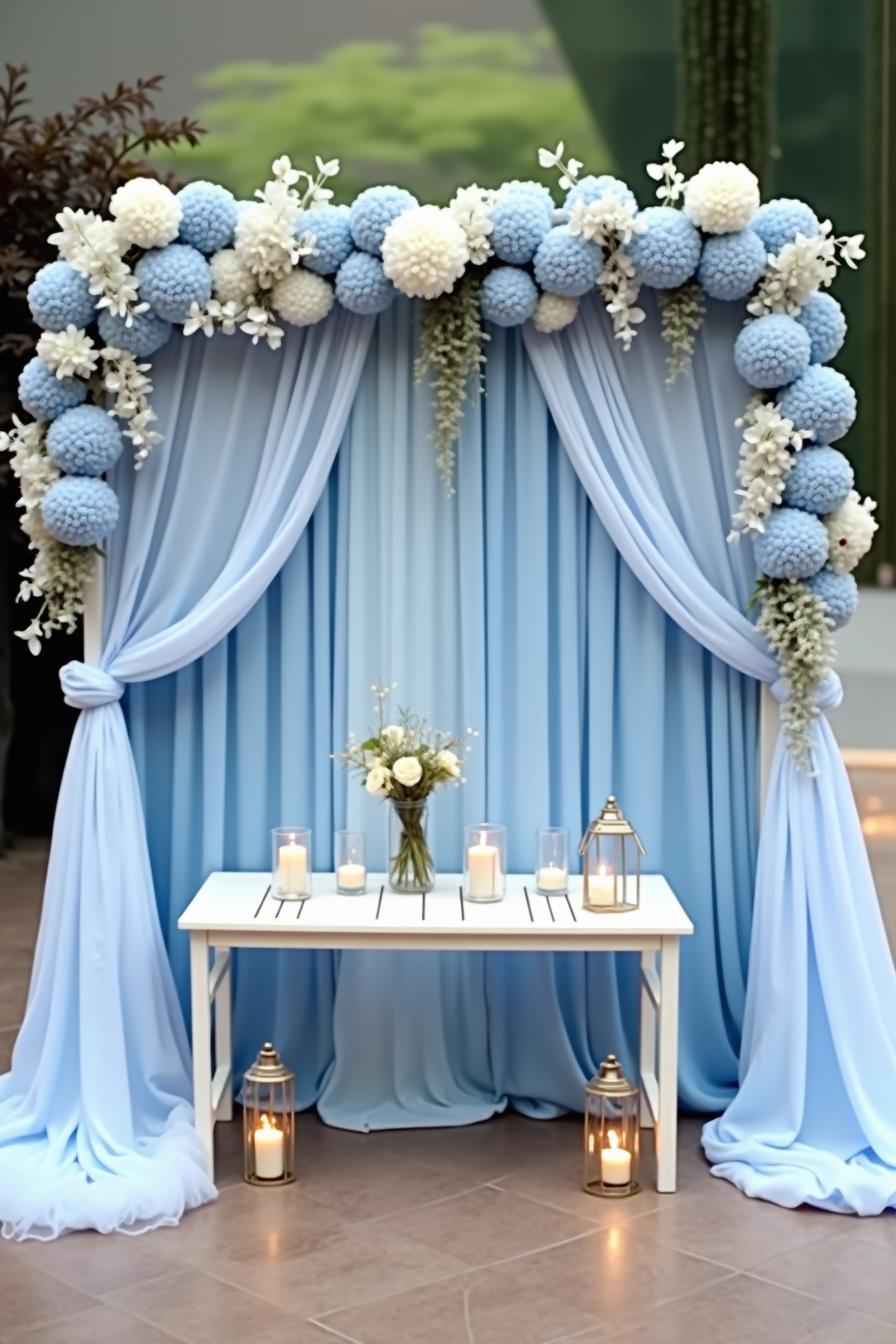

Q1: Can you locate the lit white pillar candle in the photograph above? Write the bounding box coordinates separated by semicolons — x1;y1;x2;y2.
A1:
537;864;567;892
254;1113;285;1179
591;863;615;907
600;1129;631;1186
278;835;308;896
468;833;500;900
337;861;366;891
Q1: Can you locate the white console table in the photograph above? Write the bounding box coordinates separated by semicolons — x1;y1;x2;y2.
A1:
178;873;693;1191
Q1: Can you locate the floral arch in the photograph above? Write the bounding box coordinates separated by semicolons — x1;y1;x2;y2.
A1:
1;138;894;1239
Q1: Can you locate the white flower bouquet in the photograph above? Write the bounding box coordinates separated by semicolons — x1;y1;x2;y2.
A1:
336;683;476;892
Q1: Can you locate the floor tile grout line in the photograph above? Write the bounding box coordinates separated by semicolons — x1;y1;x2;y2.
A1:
313;1227;605;1323
308;1314;367;1344
738;1264;896;1328
540;1270;743;1344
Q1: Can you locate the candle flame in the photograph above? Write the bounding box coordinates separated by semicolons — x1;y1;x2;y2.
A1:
607;1128;619;1150
479;830;487;846
259;1112;278;1131
598;863;610;877
288;833;296;845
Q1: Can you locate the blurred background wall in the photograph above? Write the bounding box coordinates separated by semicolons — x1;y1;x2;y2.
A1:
2;0;894;860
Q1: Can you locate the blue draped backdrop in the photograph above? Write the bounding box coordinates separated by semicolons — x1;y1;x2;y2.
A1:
126;301;758;1128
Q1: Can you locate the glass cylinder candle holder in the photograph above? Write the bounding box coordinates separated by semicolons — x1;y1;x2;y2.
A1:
335;830;367;894
272;826;311;900
464;823;506;903
535;827;569;895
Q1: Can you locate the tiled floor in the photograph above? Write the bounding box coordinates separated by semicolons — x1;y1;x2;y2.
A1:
1;829;895;1343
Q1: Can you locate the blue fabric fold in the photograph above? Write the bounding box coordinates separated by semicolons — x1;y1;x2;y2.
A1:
0;313;373;1239
525;294;896;1214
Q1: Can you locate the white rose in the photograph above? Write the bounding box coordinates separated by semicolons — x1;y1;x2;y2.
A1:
434;749;460;778
381;724;405;749
365;765;392;797
392;755;423;788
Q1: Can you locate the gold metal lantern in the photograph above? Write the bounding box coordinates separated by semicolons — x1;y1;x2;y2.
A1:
583;1054;641;1198
579;795;645;913
242;1043;296;1185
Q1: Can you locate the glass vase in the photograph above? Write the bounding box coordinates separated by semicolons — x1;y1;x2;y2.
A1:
388;799;434;893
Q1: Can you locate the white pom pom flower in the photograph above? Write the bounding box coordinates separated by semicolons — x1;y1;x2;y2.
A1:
824;491;879;574
381;205;469;299
272;269;334;326
109;178;183;249
209;249;254;305
683;162;760;235
533;292;579;333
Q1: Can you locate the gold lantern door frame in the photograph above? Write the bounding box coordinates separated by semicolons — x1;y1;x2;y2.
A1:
579;795;645;913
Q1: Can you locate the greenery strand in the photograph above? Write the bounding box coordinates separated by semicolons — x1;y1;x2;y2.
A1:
754;577;836;773
657;280;706;385
415;272;489;494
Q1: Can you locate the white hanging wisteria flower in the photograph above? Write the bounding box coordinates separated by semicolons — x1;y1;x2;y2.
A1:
182;298;240;338
100;346;162;466
645;139;686;204
0;416;94;653
448;184;495;265
36;325;98;380
567;193;644;247
47;206;146;325
728;397;813;539
748;222;866;317
598;248;646;350
240;305;284;350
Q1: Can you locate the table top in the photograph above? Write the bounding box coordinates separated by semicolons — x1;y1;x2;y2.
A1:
179;872;692;951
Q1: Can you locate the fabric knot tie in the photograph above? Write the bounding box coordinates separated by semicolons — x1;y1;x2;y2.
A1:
60;661;124;710
771;668;843;714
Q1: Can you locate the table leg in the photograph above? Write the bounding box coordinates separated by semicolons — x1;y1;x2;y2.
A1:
656;934;680;1193
213;947;233;1122
639;949;657;1129
190;930;214;1179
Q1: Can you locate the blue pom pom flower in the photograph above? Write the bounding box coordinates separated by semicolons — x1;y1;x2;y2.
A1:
41;476;119;547
97;309;172;358
134;244;213;322
335;252;395;315
778;365;857;443
753;506;829;579
46;405;123;477
734;314;811;389
533;226;602;297
18;356;87;422
27;261;96;332
480;266;538;326
783;445;853;515
806;567;859;630
697;229;767;301
490;199;550;265
498;180;555;219
349;186;418;255
301;205;354;275
797;292;846;365
564;174;636;212
627;207;701;289
177;181;237;253
751;198;820;254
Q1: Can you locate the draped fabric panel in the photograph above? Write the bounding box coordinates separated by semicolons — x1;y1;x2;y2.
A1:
129;300;758;1133
0;312;372;1239
525;295;896;1215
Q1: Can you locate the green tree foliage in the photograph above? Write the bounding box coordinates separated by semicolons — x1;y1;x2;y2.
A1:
157;25;611;201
